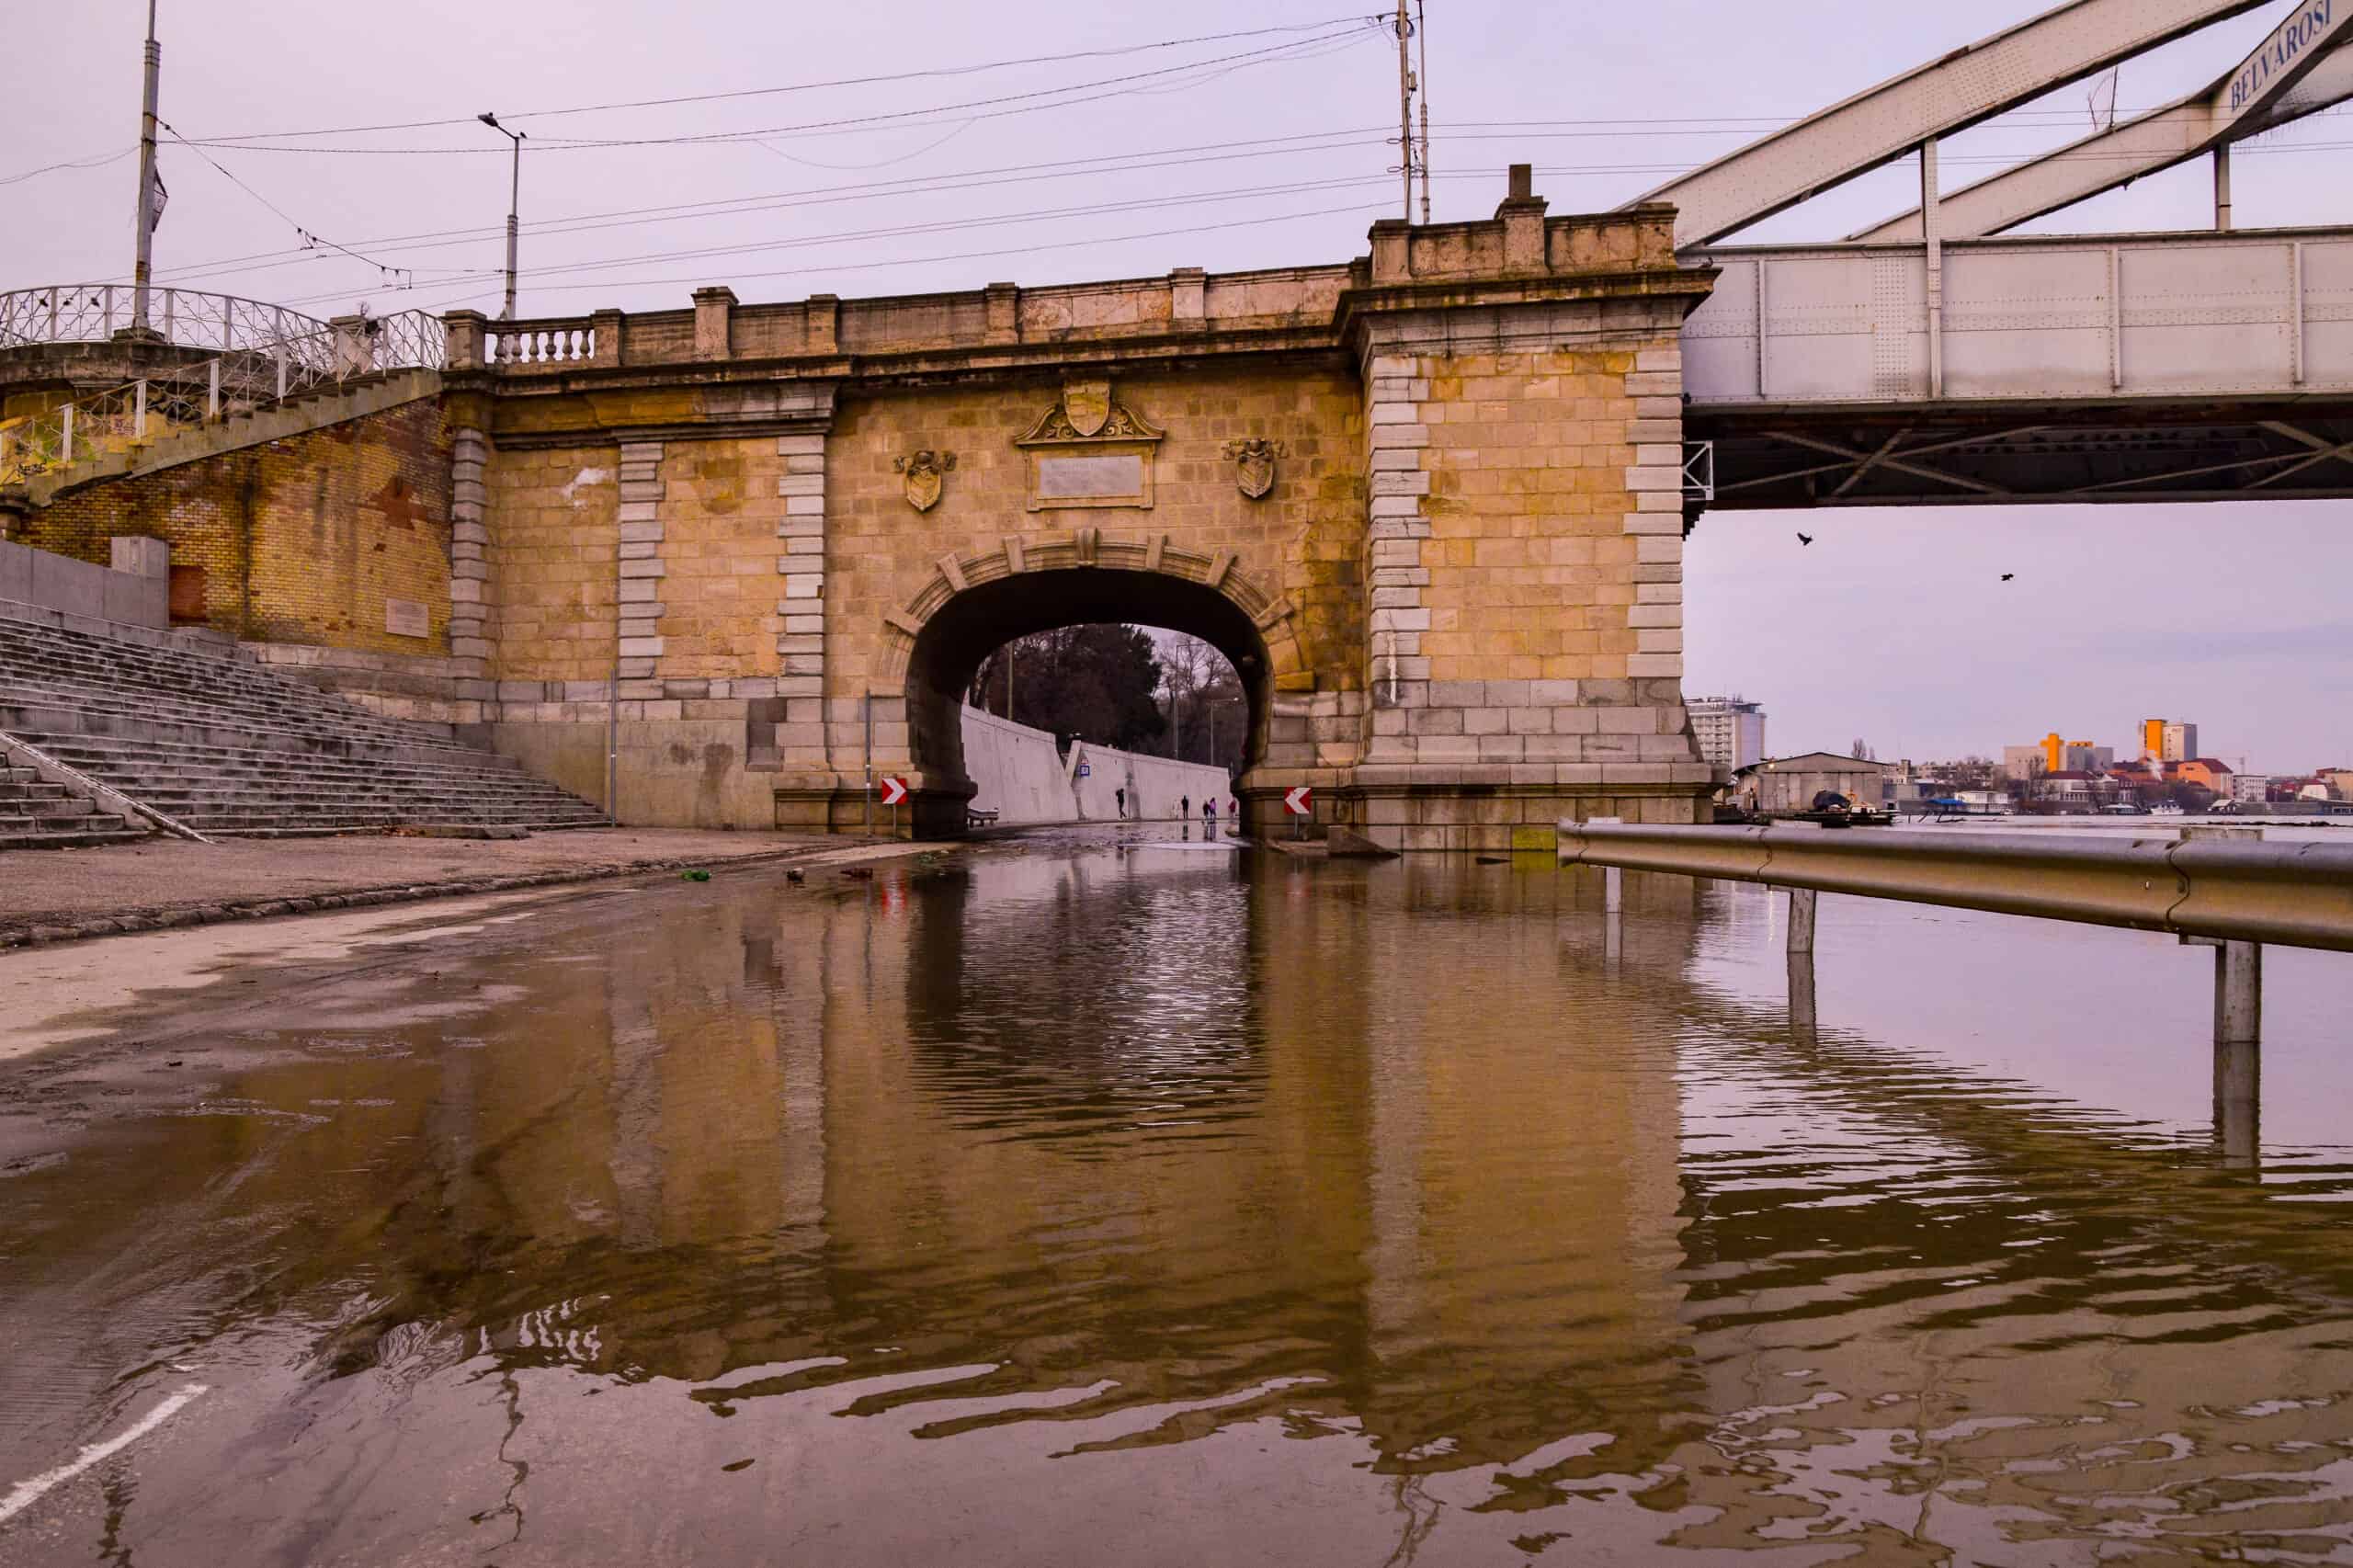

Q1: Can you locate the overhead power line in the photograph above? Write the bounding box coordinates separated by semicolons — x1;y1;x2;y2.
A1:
183;17;1388;142
148;128;1400;285
176;26;1388;155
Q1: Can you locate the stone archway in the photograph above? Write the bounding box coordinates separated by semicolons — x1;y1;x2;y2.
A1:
879;541;1306;836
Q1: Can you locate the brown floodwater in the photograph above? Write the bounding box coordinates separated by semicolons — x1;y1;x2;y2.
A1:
3;825;2352;1565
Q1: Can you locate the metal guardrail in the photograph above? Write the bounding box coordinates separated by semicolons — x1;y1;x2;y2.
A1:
1556;821;2353;953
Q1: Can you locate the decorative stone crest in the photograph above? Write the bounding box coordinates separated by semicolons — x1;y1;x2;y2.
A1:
1015;380;1165;512
1063;378;1113;437
892;449;956;512
1222;437;1287;500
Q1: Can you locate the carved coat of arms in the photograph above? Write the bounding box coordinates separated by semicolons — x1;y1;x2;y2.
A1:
1222;438;1286;500
1062;379;1113;437
892;449;956;512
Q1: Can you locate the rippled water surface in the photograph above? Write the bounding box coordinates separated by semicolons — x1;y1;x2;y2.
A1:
4;827;2352;1565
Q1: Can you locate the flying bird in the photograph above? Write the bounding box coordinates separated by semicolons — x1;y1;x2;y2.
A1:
2001;574;2015;582
1797;532;1814;546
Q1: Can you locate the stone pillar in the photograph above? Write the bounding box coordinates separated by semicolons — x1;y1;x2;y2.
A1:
776;433;829;771
448;426;494;668
616;441;666;678
692;287;736;362
1339;192;1713;849
444;311;486;372
805;295;839;358
588;309;624;369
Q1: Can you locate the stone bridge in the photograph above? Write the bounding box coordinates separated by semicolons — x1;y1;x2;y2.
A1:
443;174;1715;849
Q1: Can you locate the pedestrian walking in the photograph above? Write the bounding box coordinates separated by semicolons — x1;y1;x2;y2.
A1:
1115;786;1127;818
1180;794;1189;822
1203;797;1217;835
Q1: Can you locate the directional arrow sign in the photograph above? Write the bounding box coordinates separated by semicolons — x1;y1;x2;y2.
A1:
1282;786;1313;816
878;776;908;806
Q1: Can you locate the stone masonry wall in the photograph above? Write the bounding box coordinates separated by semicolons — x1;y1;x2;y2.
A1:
819;365;1370;790
1349;303;1708;846
22;396;454;655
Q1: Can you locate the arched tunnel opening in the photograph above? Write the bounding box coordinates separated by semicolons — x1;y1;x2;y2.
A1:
901;568;1273;832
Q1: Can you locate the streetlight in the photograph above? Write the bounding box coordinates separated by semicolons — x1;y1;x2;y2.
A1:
478;112;525;320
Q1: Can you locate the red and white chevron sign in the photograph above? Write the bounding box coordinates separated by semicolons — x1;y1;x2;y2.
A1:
1282;786;1313;816
877;776;908;807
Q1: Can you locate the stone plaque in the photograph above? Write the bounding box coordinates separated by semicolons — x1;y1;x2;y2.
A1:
385;597;429;639
1035;453;1143;502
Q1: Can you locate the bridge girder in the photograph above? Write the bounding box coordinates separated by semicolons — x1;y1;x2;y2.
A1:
1854;9;2353;242
1626;0;2274;248
1693;403;2353;508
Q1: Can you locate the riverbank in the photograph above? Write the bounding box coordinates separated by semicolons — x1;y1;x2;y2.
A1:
0;828;886;952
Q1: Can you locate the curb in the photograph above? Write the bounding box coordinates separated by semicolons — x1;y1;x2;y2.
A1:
0;840;917;953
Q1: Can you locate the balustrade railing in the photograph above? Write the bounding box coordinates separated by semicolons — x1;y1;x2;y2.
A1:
485;318;598;367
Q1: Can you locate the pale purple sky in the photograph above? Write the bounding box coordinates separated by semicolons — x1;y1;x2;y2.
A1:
6;2;2348;771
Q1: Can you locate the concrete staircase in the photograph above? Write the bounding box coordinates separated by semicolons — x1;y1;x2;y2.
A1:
17;369;439;506
0;610;610;838
0;753;151;851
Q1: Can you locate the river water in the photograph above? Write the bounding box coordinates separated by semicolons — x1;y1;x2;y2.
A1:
3;825;2351;1565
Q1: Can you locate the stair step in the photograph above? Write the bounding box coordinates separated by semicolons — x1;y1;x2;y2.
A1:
2;608;608;845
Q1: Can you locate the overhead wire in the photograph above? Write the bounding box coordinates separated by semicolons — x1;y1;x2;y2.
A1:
175;25;1390;155
181;17;1390;142
145;127;1401;285
153;122;422;290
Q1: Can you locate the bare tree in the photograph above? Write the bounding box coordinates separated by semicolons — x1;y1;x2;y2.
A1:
1158;632;1220;761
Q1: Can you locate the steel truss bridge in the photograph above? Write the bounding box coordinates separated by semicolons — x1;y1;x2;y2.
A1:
1628;0;2353;509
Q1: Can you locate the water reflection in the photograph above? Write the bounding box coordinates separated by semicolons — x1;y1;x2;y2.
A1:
0;836;2349;1564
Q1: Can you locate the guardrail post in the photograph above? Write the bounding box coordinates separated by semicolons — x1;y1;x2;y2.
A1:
1789;947;1818;1046
61;404;74;464
2184;824;2263;1165
274;346;288;403
133;380;147;439
1788;888;1818;954
2213;940;2260;1165
207;359;221;420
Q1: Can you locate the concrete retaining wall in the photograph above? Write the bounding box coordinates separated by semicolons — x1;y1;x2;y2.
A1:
961;706;1233;827
0;537;165;630
1071;740;1233;824
961;707;1075;825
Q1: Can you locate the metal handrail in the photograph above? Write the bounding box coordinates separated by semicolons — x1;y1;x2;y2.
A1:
0;284;334;354
1557;821;2353;952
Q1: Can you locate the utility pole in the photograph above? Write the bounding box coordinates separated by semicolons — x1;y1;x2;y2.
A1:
1394;1;1417;222
1415;0;1432;225
130;0;162;336
478;113;526;319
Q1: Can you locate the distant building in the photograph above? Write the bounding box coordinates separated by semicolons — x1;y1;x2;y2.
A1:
2000;733;2109;778
1688;696;1768;776
2324;768;2353;800
2229;772;2278;803
1736;751;1894;813
2162;722;2200;762
2170;757;2234;793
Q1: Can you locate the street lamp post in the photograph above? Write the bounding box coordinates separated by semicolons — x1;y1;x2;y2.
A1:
477;113;525;320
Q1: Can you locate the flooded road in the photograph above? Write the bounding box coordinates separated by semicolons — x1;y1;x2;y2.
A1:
4;825;2352;1565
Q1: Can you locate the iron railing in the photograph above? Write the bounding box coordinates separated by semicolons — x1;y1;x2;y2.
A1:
0;284;332;355
0;308;446;487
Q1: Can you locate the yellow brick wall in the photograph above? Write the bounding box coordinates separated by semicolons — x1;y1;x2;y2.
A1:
483;443;620;682
825;366;1367;698
23;397;454;653
1418;349;1638;686
657;437;783;680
